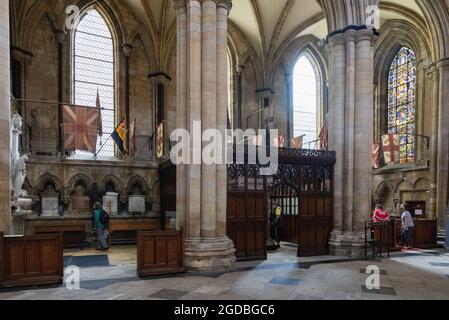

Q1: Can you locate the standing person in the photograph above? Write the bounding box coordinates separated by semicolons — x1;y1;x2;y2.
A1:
400;203;414;249
93;202;109;251
372;204;390;223
270;201;283;247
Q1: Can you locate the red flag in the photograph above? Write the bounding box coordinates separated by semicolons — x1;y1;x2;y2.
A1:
291;136;304;149
372;142;381;169
382;134;400;164
96;90;103;138
273;136;285;148
63;105;99;153
318;116;329;150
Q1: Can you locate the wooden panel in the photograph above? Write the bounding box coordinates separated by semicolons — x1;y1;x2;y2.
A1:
227;190;267;261
34;225;85;249
109;219;163;245
1;234;63;288
137;230;185;277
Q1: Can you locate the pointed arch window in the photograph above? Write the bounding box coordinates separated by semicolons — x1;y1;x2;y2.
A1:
293;55;319;149
73;9;115;157
387;47;416;164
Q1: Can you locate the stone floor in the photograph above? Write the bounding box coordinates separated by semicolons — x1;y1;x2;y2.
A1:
1;244;449;300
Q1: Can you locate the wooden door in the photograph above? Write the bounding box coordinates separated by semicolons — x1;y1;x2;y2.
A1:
297;194;333;256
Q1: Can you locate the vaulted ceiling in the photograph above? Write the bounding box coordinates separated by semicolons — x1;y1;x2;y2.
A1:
125;0;427;62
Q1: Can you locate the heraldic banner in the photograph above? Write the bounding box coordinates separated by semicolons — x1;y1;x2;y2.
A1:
63;105;100;153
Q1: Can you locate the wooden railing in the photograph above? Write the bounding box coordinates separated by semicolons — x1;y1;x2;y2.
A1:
0;232;64;288
137;229;185;277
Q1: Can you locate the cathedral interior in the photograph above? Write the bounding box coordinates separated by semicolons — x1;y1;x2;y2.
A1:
1;0;449;301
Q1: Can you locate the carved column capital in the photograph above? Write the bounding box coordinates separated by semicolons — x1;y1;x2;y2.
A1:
122;43;133;57
174;0;186;10
55;30;67;44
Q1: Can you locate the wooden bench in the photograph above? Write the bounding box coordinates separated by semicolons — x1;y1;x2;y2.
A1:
0;232;64;288
34;224;85;249
108;220;161;246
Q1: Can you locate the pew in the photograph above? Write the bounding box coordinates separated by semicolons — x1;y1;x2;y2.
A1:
137;229;185;277
0;232;64;288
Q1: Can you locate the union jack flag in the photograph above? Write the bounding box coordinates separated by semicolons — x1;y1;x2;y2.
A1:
62;105;100;153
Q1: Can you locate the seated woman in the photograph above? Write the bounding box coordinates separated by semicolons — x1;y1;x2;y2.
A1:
372;204;390;223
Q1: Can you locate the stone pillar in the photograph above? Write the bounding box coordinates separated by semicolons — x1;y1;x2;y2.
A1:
428;64;439;220
0;0;11;233
285;73;293;147
328;27;377;257
235;65;244;129
436;58;449;228
175;0;235;272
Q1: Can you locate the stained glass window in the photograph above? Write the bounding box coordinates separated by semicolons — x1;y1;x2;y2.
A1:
73;9;115;157
293;55;318;149
387;47;416;164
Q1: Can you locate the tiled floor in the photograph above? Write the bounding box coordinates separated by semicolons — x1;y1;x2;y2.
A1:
2;245;449;300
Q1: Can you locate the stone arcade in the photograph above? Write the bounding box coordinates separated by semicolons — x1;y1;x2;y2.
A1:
1;0;449;300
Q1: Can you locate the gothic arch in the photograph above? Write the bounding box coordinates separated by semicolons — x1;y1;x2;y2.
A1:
394;178;414;194
32;172;65;196
66;174;94;196
413;177;430;190
99;175;125;199
125;176;151;197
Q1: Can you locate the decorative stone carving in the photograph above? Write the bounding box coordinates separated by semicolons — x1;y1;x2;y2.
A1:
40;184;60;217
129;195;146;214
103;192;118;215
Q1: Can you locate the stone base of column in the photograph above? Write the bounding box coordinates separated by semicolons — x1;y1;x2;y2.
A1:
329;231;366;258
185;237;236;273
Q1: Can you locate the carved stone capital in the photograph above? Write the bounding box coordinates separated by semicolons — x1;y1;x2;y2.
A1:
122;43;133;57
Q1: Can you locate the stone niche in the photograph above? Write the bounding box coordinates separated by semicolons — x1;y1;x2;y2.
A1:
128;183;146;215
40;183;60;217
102;182;119;215
69;183;91;216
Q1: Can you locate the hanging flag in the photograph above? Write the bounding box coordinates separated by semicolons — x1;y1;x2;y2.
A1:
318;116;329;150
156;122;164;159
130;119;137;158
112;118;128;156
372;142;382;169
291;135;304;149
62;105;99;153
273;136;285;148
382;134;400;165
96;90;103;142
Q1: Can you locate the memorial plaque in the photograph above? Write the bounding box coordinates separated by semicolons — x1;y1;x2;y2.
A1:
129;195;146;213
72;196;91;210
103;192;118;215
41;196;59;216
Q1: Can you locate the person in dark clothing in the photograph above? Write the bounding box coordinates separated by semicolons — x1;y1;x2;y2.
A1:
270;202;283;247
93;202;109;251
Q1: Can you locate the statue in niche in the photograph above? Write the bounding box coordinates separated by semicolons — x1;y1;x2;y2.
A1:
12;155;29;200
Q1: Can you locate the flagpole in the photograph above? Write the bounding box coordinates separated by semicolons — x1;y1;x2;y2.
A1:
94;134;113;159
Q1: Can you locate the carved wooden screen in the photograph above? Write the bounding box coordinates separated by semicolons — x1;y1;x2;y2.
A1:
227;164;267;261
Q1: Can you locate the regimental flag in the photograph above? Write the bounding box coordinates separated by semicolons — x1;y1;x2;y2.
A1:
318;116;329;150
382;134;400;165
273;136;285;148
291;135;304;149
112;118;128;156
156;122;164;159
372;142;382;169
62;105;99;153
130;119;137;159
96;90;103;141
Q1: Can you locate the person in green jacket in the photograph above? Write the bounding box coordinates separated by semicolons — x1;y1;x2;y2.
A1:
93;202;109;251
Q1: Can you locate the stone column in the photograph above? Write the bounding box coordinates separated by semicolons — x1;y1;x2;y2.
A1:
0;0;11;233
285;73;293;147
176;0;235;272
328;27;377;257
235;65;244;129
436;58;449;227
428;64;439;220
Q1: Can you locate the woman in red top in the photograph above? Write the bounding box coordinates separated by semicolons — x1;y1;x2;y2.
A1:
373;204;390;223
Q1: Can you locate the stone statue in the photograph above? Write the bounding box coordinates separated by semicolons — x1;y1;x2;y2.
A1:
12;155;28;200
